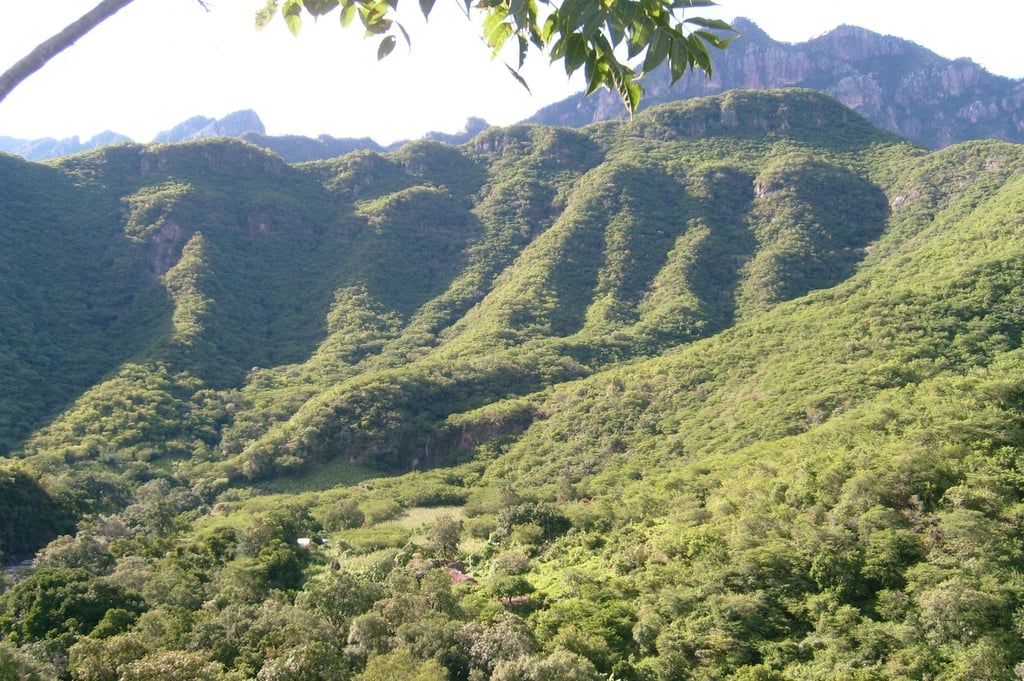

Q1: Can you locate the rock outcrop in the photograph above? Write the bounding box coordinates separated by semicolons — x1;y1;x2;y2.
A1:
527;18;1024;149
153;109;266;143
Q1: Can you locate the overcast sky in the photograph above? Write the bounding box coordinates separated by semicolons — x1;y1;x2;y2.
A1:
0;0;1020;144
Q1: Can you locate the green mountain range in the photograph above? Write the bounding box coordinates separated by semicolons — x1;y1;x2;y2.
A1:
2;89;1024;679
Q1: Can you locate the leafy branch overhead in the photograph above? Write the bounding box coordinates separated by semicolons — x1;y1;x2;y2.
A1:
255;0;733;112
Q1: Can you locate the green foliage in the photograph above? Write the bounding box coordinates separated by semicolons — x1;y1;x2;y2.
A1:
0;640;55;681
323;497;366;531
356;648;447;681
0;467;74;557
736;155;890;317
5;90;1024;679
487;575;535;604
118;650;230;681
0;567;143;644
256;0;733;113
425;514;463;559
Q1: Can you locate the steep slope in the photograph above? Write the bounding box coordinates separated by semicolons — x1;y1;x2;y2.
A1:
450;141;1024;678
215;91;908;482
0;91;910;484
486;139;1024;486
3;89;1024;679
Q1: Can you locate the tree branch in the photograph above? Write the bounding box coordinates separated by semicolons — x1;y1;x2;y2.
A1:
0;0;137;105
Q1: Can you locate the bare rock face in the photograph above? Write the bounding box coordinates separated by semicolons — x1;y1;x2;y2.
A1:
153;110;266;143
528;18;1024;149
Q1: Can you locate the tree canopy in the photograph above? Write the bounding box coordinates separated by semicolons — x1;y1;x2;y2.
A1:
4;88;1024;679
257;0;732;111
0;0;731;112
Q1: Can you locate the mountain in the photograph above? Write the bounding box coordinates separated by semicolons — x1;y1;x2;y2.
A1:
0;130;131;160
2;90;1024;678
5;18;1021;164
238;131;384;162
152;109;268;143
0;110;385;163
422;116;492;146
6;17;1023;165
151;109;390;161
0;109;272;162
529;17;1024;149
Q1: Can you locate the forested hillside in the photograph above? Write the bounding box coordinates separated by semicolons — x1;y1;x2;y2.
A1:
2;90;1024;679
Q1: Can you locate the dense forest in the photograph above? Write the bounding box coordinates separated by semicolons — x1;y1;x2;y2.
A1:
2;89;1024;679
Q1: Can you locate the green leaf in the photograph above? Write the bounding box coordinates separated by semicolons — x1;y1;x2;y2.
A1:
359;1;393;34
517;35;529;68
583;52;605;94
481;5;510;35
620;77;642;112
419;0;436;19
642;27;670;74
487;22;514;56
560;0;603;35
669;0;716;7
562;32;589;75
540;15;558;43
605;1;638;47
668;37;688;82
254;0;279;30
578;2;605;39
340;0;357;27
590;31;614;58
689;32;715;71
557;0;581;29
683;16;734;31
377;35;397;59
505;64;532;94
482;7;512;54
692;26;731;50
282;0;303;36
627;18;652;59
305;0;341;15
510;0;527;28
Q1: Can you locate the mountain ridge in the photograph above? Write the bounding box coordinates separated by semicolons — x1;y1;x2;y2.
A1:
528;17;1024;149
0;88;912;470
3;89;1024;678
2;18;1022;162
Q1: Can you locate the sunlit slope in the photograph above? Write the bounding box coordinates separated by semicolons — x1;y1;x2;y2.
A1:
3;91;1024;681
216;91;921;480
480;140;1024;490
3;90;1018;506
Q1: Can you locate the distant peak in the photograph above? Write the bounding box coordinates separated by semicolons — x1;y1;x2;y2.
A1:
730;17;771;42
809;23;917;59
153;110;265;144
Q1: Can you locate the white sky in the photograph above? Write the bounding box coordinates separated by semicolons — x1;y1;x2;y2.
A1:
0;0;1020;145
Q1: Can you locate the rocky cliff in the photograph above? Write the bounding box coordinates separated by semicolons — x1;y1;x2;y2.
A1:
152;109;266;143
527;18;1024;149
